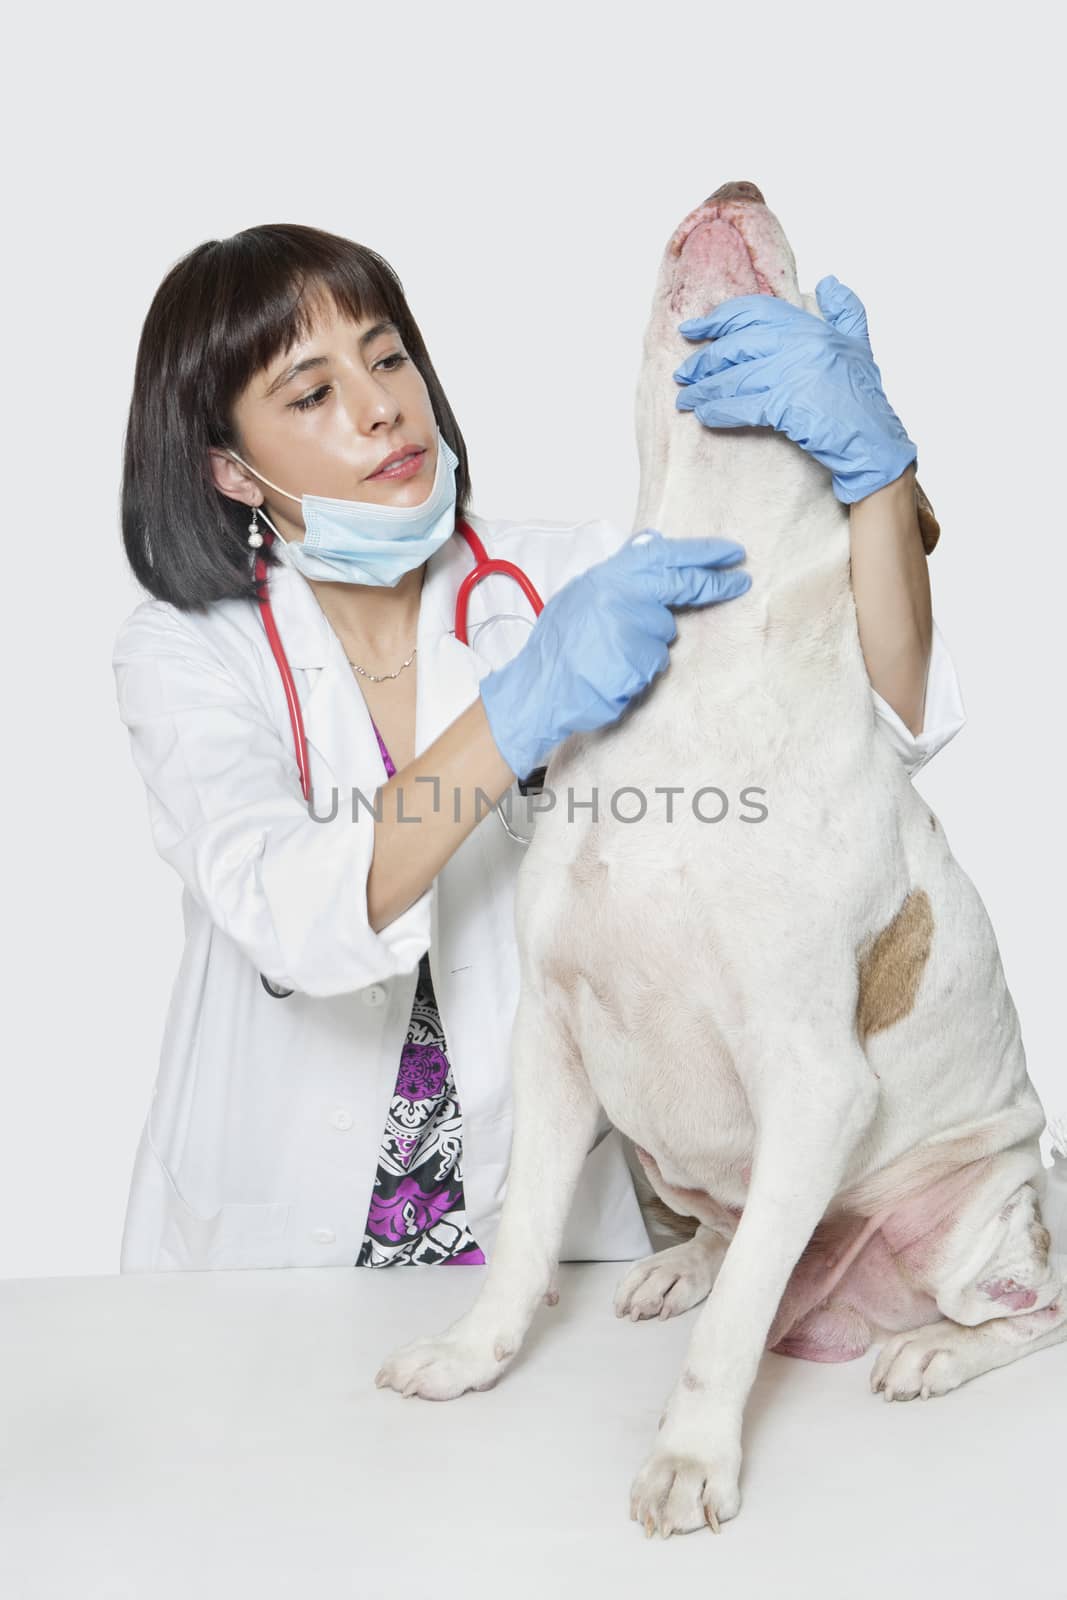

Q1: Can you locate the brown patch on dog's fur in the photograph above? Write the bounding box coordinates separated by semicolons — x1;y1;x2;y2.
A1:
915;477;940;555
543;957;578;1003
856;888;934;1043
1031;1217;1052;1260
569;833;609;891
929;811;937;831
642;1193;702;1242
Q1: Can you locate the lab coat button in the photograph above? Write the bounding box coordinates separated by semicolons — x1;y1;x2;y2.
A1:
311;1226;336;1244
362;985;386;1006
329;1108;354;1131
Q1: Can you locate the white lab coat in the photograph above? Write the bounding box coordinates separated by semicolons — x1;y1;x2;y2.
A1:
112;509;967;1272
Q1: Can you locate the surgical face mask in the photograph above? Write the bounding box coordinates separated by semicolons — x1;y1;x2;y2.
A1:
227;426;460;587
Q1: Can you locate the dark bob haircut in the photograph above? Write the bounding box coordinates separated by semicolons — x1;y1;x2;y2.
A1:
120;223;472;610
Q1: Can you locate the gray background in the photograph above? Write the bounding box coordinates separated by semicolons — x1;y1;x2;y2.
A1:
2;0;1060;1277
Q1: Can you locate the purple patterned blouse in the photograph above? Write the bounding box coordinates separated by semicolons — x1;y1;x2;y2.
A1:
354;715;487;1268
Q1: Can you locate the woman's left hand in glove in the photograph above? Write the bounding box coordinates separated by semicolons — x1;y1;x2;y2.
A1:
673;275;918;505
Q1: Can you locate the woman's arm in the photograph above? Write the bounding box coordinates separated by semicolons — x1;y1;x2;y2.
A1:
849;463;933;736
368;698;515;932
113;605;515;995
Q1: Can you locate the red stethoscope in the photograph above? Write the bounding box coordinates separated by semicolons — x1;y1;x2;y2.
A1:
252;518;545;807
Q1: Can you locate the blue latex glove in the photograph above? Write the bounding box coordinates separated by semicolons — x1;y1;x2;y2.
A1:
673;275;918;505
479;529;751;780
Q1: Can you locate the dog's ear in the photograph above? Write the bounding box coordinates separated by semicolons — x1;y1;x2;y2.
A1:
914;477;941;555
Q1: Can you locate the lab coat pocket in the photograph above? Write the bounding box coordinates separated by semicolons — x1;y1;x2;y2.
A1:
147;1133;291;1271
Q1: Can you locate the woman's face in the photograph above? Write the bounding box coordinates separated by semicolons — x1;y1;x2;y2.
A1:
209;290;439;539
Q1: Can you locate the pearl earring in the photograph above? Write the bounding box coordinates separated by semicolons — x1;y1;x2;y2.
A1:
247;504;263;549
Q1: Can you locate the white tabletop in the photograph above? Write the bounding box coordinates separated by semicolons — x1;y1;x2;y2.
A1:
2;1261;1064;1600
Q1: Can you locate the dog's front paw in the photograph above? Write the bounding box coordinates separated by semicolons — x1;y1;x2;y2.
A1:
630;1441;742;1538
869;1319;981;1401
375;1325;519;1401
614;1237;719;1322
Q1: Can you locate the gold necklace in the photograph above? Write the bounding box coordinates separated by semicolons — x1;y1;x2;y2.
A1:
345;645;417;683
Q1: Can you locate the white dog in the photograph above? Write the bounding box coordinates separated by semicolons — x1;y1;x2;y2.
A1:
376;182;1065;1537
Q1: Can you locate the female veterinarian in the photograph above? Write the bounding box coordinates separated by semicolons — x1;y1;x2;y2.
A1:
112;223;966;1273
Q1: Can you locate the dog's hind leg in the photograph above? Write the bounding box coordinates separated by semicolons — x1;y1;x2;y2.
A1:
374;981;601;1402
614;1227;727;1322
870;1295;1067;1401
870;1154;1067;1401
613;1144;732;1320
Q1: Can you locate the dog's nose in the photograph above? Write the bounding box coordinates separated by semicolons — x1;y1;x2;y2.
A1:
705;180;765;206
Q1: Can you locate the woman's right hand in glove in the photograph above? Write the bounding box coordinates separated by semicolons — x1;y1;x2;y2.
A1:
478;528;751;780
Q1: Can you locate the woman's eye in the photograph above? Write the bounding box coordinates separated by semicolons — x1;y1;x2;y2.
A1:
289;355;407;413
290;385;331;413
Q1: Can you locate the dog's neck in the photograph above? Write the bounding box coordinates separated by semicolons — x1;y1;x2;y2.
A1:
629;332;853;657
